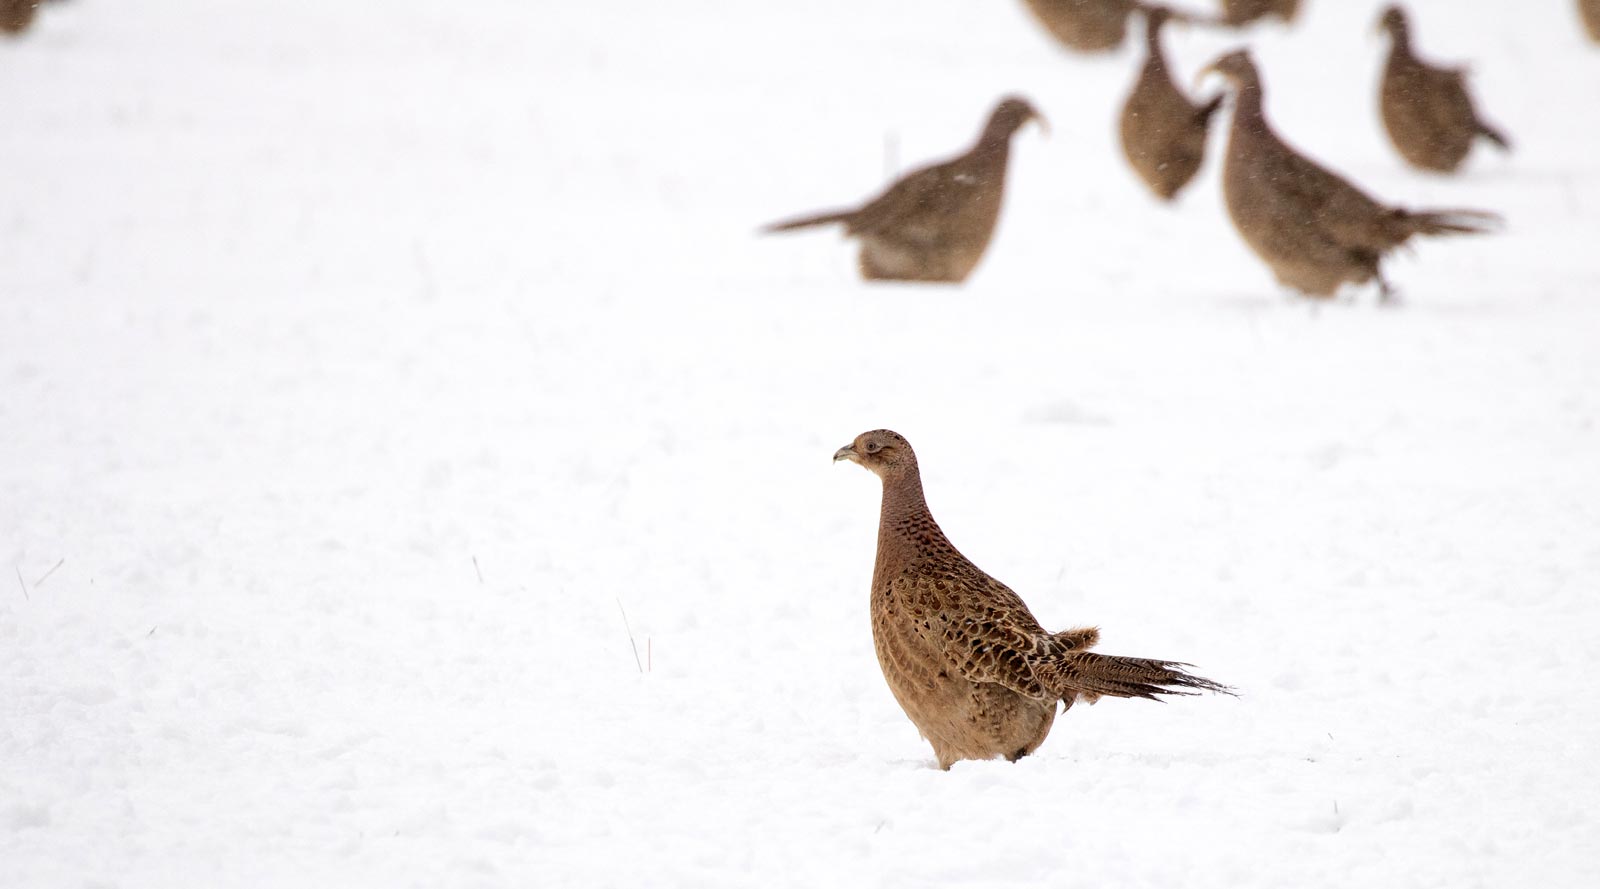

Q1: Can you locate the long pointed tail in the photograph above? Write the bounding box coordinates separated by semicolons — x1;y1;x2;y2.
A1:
1401;208;1503;238
1038;651;1234;702
1476;121;1512;152
761;208;856;234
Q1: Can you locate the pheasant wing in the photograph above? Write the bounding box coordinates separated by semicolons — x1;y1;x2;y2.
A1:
890;570;1056;700
846;160;977;241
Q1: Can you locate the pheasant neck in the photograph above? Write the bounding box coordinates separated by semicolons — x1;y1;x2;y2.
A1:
1229;78;1267;133
1387;26;1411;55
970;134;1013;174
876;467;946;558
1143;22;1165;60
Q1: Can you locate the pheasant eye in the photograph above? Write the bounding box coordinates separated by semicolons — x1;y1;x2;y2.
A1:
865;442;882;453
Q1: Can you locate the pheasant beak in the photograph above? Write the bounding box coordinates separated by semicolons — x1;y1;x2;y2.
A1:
833;444;860;464
1032;112;1051;139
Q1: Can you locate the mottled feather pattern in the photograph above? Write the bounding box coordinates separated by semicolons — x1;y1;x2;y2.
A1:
763;98;1040;283
839;429;1230;769
1208;49;1498;298
1119;6;1221;201
1378;6;1510;173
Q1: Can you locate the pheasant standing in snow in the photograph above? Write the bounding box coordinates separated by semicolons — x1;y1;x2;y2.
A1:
1019;0;1142;53
1202;49;1498;299
1580;0;1600;44
2;0;38;35
1377;5;1510;173
1119;5;1224;201
834;429;1230;769
763;96;1044;284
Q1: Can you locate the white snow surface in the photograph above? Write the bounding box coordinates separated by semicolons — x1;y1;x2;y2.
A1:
4;0;1600;886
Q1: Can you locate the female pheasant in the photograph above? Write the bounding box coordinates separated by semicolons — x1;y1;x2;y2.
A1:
835;429;1230;769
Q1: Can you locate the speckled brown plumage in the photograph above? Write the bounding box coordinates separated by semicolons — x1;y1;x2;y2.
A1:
1581;0;1600;43
1378;6;1510;173
1020;0;1141;53
763;97;1043;284
1205;50;1499;299
1;0;38;35
1217;0;1300;26
834;430;1230;770
1119;6;1223;200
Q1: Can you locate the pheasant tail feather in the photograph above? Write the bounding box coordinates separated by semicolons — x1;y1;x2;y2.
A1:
761;208;856;233
1037;652;1235;702
1476;122;1512;152
1402;208;1502;237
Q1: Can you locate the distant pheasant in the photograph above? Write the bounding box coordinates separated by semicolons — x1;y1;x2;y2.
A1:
834;429;1230;769
1377;5;1510;173
763;96;1044;284
2;0;38;35
1019;0;1141;53
1119;5;1224;200
1203;49;1498;299
1581;0;1600;43
1216;0;1300;27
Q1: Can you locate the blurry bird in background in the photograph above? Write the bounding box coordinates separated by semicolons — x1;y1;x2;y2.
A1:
1202;49;1499;300
1;0;39;36
1216;0;1301;27
1580;0;1600;43
1120;5;1225;200
1376;5;1510;173
1019;0;1144;53
763;97;1046;284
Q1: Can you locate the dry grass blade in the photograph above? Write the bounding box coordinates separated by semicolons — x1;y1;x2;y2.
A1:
616;598;643;674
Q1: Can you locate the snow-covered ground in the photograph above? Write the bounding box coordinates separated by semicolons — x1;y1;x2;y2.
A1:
4;0;1599;885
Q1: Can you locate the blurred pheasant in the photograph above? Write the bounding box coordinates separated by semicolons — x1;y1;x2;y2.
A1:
2;0;38;35
763;96;1044;284
1378;6;1510;173
1119;5;1223;200
1217;0;1300;26
1203;49;1498;299
1582;0;1600;43
834;429;1230;770
1020;0;1141;53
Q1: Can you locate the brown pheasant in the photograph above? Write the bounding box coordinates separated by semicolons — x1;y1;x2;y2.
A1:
1216;0;1300;27
1119;5;1224;200
763;96;1044;284
834;429;1230;770
1203;49;1498;299
1019;0;1141;53
2;0;38;35
1582;0;1600;43
1378;5;1509;173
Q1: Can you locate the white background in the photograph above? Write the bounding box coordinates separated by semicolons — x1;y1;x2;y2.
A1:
3;1;1598;886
